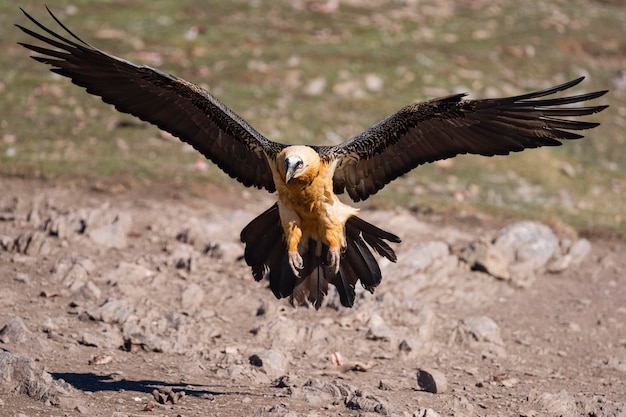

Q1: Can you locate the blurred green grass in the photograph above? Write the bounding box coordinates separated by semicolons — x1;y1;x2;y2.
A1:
2;0;624;234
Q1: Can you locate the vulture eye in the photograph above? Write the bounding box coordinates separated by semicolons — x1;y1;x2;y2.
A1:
296;160;304;169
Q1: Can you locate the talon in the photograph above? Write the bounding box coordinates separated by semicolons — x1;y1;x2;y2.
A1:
289;251;303;275
328;247;341;273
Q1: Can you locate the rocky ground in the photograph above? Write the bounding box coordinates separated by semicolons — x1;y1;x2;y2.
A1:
0;177;624;417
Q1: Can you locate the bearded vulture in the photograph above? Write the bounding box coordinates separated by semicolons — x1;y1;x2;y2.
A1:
17;7;608;308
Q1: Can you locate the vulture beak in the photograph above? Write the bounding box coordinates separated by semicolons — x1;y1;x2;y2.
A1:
284;156;304;183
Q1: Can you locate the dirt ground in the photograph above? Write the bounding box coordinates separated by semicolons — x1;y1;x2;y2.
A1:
0;177;624;417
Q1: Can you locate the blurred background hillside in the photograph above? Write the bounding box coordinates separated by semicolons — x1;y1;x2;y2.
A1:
2;0;624;234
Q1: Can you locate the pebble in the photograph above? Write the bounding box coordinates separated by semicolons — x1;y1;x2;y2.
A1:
88;213;132;249
180;283;205;313
345;389;398;414
461;316;504;345
414;408;441;417
459;239;510;280
89;299;132;325
72;281;102;302
249;349;288;378
152;387;185;404
416;368;447;394
528;389;577;415
50;257;95;291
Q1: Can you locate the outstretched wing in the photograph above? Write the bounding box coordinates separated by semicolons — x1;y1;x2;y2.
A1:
324;77;608;202
16;7;284;192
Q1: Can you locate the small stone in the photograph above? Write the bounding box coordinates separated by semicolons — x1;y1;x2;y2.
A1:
180;283;205;314
89;299;132;324
303;77;327;96
461;316;504;345
500;378;519;388
14;272;31;285
271;375;295;388
568;238;592;262
0;235;13;251
51;257;95;291
88;213;132;249
414;408;441;417
460;239;510;280
249;350;287;378
345;389;398;414
548;254;572;273
416;368;447;393
399;337;423;358
378;379;393;391
529;389;577;415
88;354;114;365
73;281;102;302
364;73;384;92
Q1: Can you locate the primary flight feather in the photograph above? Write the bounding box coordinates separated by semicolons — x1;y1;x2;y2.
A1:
17;7;608;309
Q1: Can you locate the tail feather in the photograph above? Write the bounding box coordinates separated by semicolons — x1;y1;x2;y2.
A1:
269;253;296;300
347;215;401;262
333;264;357;307
241;204;400;309
345;235;381;292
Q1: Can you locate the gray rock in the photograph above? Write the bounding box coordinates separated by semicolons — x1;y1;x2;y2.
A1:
79;325;124;349
88;212;132;249
547;254;573;273
249;349;288;378
549;238;592;273
528;389;577;416
123;331;183;354
50;256;95;291
48;213;71;239
605;356;626;373
404;241;451;272
101;262;155;298
453;316;506;357
72;280;102;302
345;389;399;414
494;221;559;270
14;230;51;256
180;283;205;314
398;337;423;358
366;313;396;343
0;235;12;251
413;408;441;417
0;350;82;409
416;368;447;394
378;379;393;391
168;243;196;272
89;299;132;325
298;378;353;403
460;239;510;280
152;387;186;404
461;316;504;346
568;238;592;262
0;317;50;354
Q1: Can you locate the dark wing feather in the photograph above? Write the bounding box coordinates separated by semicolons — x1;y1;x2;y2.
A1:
323;77;608;202
16;7;284;192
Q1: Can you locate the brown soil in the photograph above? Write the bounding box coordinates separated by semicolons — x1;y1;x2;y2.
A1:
0;177;624;417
